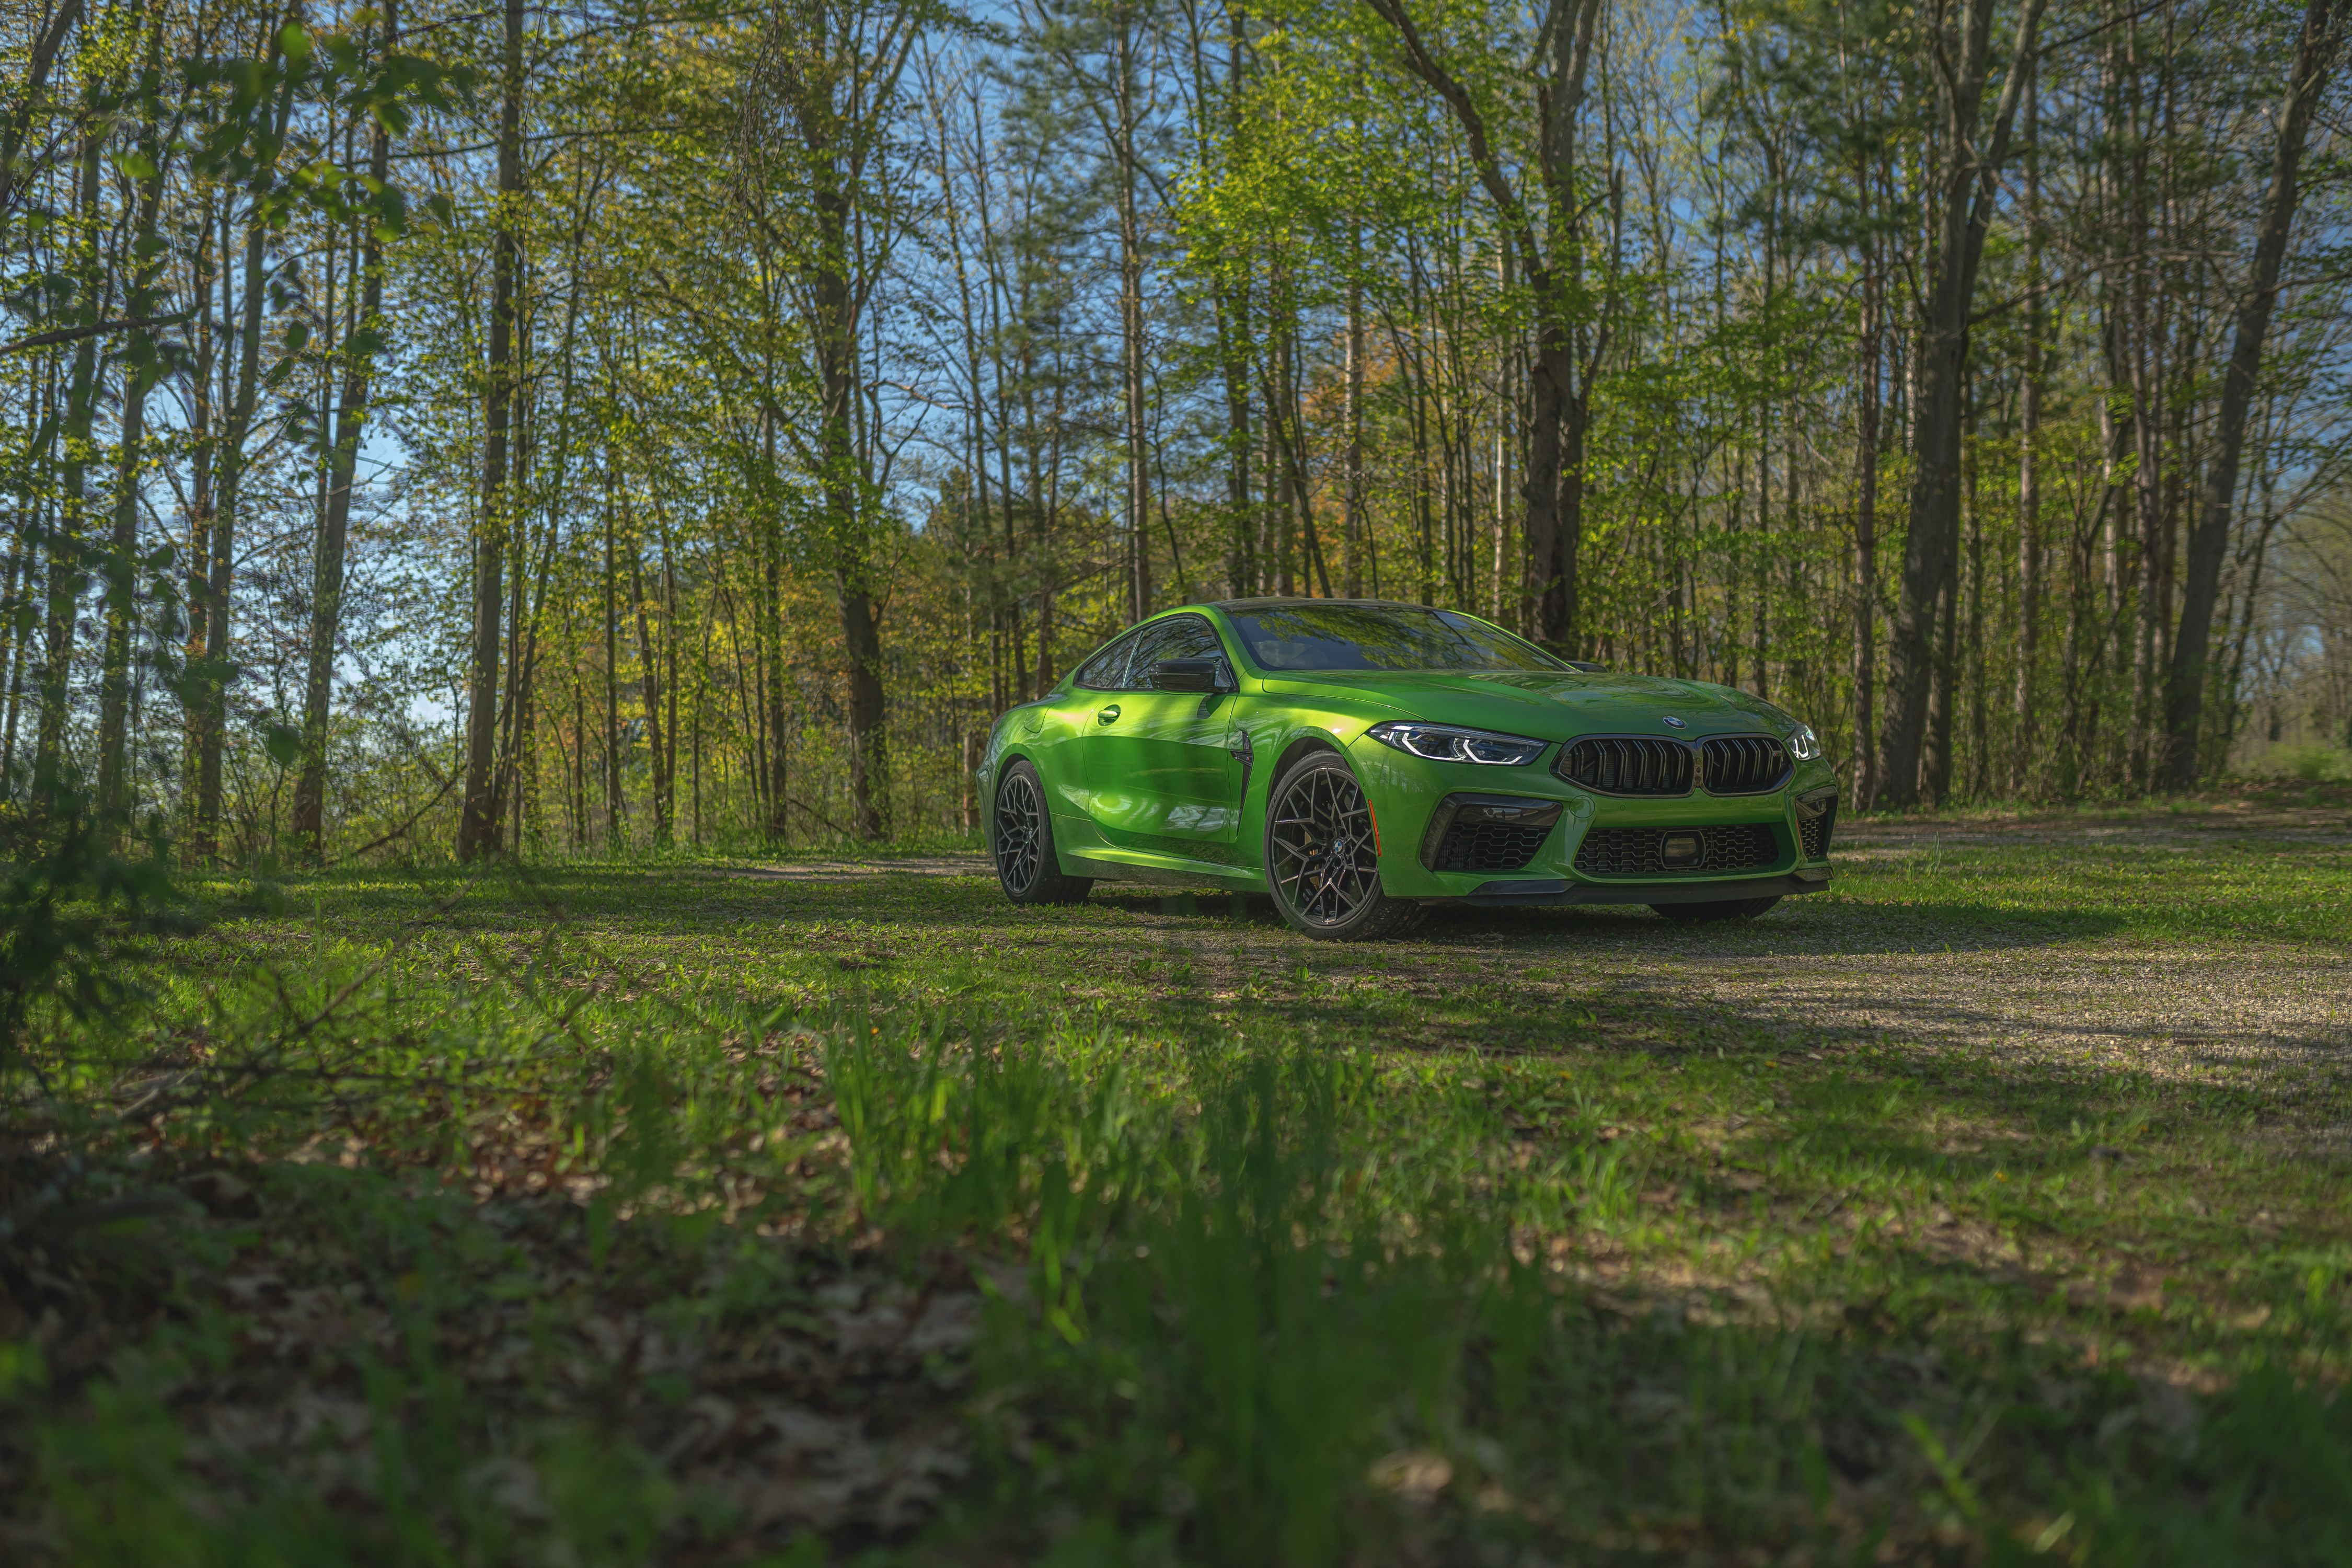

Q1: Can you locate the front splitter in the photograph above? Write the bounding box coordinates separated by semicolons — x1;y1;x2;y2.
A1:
1450;870;1832;907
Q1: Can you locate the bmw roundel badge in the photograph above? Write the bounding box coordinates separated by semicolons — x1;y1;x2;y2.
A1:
1662;716;1688;730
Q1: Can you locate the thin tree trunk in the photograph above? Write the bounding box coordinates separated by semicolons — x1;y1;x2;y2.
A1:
1849;240;1882;813
34;125;105;797
2013;59;2043;795
1754;185;1775;700
632;536;667;844
2162;0;2345;787
291;1;397;857
1345;255;1364;598
1115;14;1150;622
1965;445;1989;799
457;0;524;860
191;54;298;857
177;198;220;820
663;533;677;836
603;459;623;849
1922;524;1958;803
94;9;171;823
1223;2;1253;599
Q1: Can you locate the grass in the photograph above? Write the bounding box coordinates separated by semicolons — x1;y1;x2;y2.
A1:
3;782;2350;1564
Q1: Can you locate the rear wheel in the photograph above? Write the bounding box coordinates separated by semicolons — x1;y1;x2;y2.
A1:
1651;895;1780;923
993;760;1093;905
1263;753;1423;941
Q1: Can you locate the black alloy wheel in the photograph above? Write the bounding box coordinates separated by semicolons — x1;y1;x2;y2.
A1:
1651;895;1781;923
994;760;1093;905
1263;753;1423;940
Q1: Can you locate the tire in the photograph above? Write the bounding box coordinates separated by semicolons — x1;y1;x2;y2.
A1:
1651;895;1781;923
1262;752;1424;941
993;760;1094;906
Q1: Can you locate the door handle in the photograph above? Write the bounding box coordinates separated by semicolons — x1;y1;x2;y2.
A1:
1096;705;1121;724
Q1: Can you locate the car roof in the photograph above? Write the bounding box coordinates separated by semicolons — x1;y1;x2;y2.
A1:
1201;597;1470;614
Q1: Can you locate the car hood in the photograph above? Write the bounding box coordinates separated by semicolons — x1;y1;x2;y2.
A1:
1259;670;1794;741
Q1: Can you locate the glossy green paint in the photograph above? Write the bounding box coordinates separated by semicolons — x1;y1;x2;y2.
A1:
979;601;1839;902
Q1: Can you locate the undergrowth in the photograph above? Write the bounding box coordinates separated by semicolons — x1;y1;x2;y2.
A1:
3;801;2349;1564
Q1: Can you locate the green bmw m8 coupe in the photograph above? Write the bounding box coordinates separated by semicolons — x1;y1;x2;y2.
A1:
979;599;1838;940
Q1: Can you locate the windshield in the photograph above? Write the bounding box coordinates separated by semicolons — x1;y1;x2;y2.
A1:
1225;605;1565;673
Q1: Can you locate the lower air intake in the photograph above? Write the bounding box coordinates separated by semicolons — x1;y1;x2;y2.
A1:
1420;793;1564;874
1430;819;1553;873
1574;823;1778;878
1796;788;1838;860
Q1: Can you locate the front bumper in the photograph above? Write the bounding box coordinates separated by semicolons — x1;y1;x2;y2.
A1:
1348;732;1838;902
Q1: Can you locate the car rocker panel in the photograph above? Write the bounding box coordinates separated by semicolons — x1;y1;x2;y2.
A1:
981;598;1837;937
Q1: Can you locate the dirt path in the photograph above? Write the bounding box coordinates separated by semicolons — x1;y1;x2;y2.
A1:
1594;938;2352;1097
1837;797;2352;847
728;814;2349;1105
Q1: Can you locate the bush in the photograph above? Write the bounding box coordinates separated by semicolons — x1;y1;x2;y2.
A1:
2249;743;2352;782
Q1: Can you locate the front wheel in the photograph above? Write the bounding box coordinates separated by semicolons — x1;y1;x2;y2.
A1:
1651;895;1780;923
1263;752;1423;941
993;760;1093;905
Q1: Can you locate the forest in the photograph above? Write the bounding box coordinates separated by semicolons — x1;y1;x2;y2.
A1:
10;4;2352;1558
3;0;2349;859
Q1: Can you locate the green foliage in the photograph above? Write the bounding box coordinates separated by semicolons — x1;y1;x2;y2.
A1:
0;777;186;1078
2251;743;2352;782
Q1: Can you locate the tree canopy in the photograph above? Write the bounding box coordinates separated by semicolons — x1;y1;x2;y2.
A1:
3;0;2348;858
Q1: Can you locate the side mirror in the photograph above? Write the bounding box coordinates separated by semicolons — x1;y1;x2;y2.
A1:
1157;657;1228;694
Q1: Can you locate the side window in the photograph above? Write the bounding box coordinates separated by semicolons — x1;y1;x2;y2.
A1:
1128;616;1227;691
1073;631;1139;691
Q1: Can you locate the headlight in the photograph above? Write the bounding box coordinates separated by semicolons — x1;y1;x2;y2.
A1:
1367;721;1548;766
1788;723;1821;760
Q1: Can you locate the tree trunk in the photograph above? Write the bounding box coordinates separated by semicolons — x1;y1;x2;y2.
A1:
1849;245;1882;813
95;11;171;823
1878;0;2045;805
0;0;83;244
2161;0;2344;788
1115;16;1150;622
1922;537;1957;803
191;59;297;857
1223;2;1253;599
177;198;221;823
1965;448;1989;799
1345;266;1364;598
632;539;667;844
663;536;678;835
2012;60;2042;795
1754;195;1776;699
1364;0;1604;649
291;2;397;858
603;462;623;849
457;0;524;861
34;125;103;799
1523;332;1571;639
807;169;886;840
1272;321;1296;595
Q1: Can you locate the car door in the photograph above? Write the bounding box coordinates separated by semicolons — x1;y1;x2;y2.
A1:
1051;628;1146;822
1079;615;1247;851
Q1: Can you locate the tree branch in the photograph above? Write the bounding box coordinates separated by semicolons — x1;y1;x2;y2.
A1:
0;312;191;356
